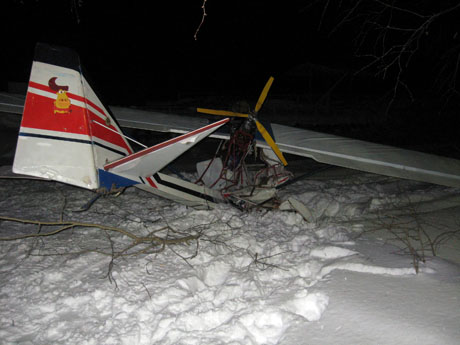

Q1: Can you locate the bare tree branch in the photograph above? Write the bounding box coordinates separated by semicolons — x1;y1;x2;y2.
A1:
324;0;460;109
194;0;209;40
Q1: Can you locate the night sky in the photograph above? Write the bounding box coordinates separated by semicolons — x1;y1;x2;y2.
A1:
4;1;355;99
3;1;460;153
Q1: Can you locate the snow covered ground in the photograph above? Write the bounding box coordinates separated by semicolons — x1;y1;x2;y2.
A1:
0;164;459;345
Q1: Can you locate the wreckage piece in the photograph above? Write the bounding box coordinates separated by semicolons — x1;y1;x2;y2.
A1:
5;86;460;190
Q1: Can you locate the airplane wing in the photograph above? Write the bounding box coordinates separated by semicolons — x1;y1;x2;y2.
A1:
2;92;460;188
257;124;460;188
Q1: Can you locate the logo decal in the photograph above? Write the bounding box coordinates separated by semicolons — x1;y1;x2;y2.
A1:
48;77;72;114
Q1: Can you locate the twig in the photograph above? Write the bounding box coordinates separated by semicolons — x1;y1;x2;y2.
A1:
194;0;208;40
141;282;152;300
246;250;289;271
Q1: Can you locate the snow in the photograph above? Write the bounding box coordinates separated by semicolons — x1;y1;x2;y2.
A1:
0;165;459;345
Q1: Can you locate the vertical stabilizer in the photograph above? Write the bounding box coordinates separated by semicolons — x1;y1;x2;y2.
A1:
13;43;132;189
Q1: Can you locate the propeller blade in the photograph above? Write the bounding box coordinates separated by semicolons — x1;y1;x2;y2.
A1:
254;76;274;113
255;120;288;166
197;108;249;118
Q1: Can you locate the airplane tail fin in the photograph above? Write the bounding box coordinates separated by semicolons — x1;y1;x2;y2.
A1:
13;43;133;189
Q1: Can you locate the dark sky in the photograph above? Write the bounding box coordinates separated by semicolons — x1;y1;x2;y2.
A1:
4;1;456;97
2;0;460;152
3;1;384;102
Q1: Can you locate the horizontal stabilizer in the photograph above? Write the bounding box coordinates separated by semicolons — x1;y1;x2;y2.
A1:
105;118;229;178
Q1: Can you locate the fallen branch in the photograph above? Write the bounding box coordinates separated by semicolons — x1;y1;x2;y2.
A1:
0;216;199;246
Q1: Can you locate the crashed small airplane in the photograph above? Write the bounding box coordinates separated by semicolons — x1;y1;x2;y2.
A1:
1;43;460;210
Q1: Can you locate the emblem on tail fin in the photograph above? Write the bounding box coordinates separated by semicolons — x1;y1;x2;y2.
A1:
48;77;71;114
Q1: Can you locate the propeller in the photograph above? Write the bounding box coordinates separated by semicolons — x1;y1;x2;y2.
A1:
197;77;288;166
